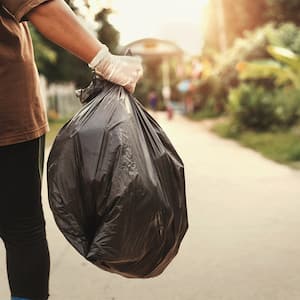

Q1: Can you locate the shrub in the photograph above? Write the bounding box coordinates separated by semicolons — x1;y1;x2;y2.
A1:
198;23;300;106
266;23;300;55
228;83;300;130
273;88;300;126
228;83;276;130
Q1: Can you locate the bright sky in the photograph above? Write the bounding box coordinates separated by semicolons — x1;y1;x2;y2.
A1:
108;0;209;55
76;0;209;55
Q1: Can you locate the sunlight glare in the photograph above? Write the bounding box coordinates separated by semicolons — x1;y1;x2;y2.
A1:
109;0;209;54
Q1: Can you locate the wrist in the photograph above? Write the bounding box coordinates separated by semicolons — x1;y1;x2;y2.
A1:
88;44;109;69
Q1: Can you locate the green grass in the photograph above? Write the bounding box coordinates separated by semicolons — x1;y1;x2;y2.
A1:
46;119;69;147
188;109;220;121
212;120;300;169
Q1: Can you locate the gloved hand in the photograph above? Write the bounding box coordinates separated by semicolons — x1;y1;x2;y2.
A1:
88;45;143;94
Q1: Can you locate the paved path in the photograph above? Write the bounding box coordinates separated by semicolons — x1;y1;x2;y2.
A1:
1;113;300;300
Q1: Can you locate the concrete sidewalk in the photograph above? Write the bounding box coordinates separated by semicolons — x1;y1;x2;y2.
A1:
1;113;300;300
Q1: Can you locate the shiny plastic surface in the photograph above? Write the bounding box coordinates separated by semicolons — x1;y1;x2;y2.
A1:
47;77;188;278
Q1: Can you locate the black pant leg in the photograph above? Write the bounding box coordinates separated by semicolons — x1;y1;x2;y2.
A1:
0;136;50;300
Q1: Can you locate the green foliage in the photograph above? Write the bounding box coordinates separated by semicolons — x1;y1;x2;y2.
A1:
238;59;283;82
199;25;271;114
238;59;299;88
273;88;300;126
209;22;300;90
29;25;57;70
214;23;300;90
268;45;300;88
238;45;300;88
198;23;300;120
266;23;300;54
228;83;300;130
216;26;269;84
228;83;276;130
268;45;300;71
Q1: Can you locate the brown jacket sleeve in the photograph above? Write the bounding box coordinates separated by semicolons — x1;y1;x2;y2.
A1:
1;0;50;22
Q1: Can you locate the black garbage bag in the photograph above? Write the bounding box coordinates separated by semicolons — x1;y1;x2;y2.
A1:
47;76;188;278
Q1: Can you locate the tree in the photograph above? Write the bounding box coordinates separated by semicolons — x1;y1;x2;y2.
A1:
204;0;268;51
30;0;91;86
204;0;300;52
95;8;120;54
222;0;268;46
31;1;121;87
29;25;57;72
266;0;300;25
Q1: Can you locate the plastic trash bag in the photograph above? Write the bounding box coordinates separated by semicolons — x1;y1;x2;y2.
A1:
47;76;188;278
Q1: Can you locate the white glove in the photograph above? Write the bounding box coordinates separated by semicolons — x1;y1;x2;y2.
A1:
88;45;143;94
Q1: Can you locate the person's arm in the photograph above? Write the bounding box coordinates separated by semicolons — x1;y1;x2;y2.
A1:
27;0;101;63
26;0;143;93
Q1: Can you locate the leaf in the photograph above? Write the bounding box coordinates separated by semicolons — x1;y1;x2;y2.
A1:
267;46;300;70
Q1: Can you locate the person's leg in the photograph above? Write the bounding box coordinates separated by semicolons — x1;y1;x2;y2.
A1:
0;136;50;300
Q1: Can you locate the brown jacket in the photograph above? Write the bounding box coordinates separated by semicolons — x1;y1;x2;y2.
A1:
0;0;49;146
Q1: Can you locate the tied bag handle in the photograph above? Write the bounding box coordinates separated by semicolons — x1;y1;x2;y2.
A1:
75;49;134;104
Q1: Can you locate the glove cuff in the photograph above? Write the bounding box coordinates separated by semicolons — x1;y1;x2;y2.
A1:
88;45;109;69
